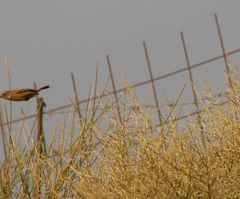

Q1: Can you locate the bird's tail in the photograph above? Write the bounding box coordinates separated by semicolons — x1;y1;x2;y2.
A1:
38;85;50;91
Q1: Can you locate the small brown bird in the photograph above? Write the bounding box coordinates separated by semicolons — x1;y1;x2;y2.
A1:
0;85;50;101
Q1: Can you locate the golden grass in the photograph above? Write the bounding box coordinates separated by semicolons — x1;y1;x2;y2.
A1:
0;70;240;198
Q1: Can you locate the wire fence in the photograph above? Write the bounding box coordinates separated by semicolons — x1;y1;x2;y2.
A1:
0;13;239;169
0;14;239;128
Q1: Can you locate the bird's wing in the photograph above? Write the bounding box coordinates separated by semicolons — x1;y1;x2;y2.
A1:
15;88;37;94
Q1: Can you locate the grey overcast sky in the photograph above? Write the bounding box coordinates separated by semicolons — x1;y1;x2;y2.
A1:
0;0;240;119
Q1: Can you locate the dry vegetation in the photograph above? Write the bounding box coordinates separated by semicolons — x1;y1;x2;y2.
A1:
0;70;240;199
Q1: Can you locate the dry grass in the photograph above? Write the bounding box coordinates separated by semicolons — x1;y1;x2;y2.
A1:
0;70;240;199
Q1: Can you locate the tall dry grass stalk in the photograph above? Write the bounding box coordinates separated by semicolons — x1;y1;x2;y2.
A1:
0;69;239;198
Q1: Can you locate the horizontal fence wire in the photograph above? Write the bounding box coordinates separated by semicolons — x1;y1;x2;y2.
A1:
1;47;240;127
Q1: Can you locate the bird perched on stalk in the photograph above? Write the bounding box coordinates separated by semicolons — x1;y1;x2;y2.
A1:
0;85;50;101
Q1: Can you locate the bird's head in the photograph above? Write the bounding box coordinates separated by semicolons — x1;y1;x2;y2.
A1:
0;91;11;100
